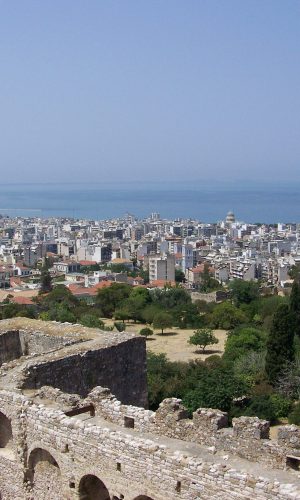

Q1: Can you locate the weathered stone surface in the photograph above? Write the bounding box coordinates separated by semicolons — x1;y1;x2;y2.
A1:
0;319;299;499
0;330;23;365
0;318;148;407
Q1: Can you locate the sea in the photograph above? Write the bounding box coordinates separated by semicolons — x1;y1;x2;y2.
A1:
1;182;300;223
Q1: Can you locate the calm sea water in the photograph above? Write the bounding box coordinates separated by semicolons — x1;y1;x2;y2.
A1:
1;183;300;223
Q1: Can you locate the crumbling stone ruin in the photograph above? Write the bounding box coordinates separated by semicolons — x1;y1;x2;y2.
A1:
0;318;300;499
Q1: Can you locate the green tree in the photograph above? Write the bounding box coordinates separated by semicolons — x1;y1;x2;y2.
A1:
80;263;101;273
231;395;277;422
146;352;190;410
189;328;219;353
141;304;162;324
151;287;191;309
39;269;52;294
172;303;202;329
39;285;78;312
209;302;247;329
0;303;36;319
229;280;260;306
137;268;149;284
276;359;300;400
41;256;53;270
231;394;292;422
96;283;131;317
290;280;300;337
54;304;76;323
234;350;266;385
121;287;151;322
288;402;300;425
175;269;185;283
109;263;131;273
224;327;267;362
183;367;249;413
140;327;154;339
255;295;288;320
289;264;300;281
37;285;79;322
79;314;104;329
39;311;51;321
114;308;130;323
153;312;173;334
265;304;295;384
197;263;220;292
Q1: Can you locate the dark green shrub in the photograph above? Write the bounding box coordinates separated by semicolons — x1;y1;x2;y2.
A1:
231;394;290;422
114;322;126;332
140;327;154;339
288;402;300;425
231;396;273;421
224;327;267;363
269;394;292;419
79;314;104;329
183;368;249;413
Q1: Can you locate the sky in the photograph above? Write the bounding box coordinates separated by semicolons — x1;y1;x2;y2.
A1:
0;0;299;185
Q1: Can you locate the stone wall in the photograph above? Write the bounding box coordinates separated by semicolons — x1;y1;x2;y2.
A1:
21;338;148;407
0;328;80;367
190;290;230;303
0;389;299;499
0;320;299;499
0;391;300;500
0;331;22;366
19;331;80;355
85;389;300;471
0;454;24;499
32;461;63;500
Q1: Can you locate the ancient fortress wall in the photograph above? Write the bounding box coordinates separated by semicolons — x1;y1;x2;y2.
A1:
0;388;300;500
85;387;300;470
21;337;146;404
0;318;148;408
0;330;23;364
0;319;299;500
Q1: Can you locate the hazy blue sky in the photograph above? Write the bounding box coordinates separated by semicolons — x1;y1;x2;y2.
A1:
0;1;299;184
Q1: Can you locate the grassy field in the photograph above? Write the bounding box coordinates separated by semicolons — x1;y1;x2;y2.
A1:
103;319;227;362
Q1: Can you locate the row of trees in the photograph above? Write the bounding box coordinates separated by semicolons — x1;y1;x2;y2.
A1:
0;281;200;334
97;284;202;331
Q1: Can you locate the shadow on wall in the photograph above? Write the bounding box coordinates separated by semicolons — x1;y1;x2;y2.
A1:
79;475;110;500
0;411;13;449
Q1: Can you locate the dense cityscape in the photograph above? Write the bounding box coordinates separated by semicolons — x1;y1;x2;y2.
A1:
1;210;300;498
0;210;298;298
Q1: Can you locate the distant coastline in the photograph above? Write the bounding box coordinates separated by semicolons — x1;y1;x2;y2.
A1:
1;183;300;223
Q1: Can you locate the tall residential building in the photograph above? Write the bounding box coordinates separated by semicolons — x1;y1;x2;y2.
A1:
149;254;175;283
182;244;193;272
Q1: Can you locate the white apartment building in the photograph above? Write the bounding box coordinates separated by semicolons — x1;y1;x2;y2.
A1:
149;254;175;283
229;259;256;281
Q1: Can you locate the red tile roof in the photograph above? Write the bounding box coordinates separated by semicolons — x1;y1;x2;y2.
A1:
69;280;115;297
148;280;176;288
11;296;35;305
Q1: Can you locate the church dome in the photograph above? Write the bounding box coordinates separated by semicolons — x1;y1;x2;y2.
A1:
226;211;235;223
